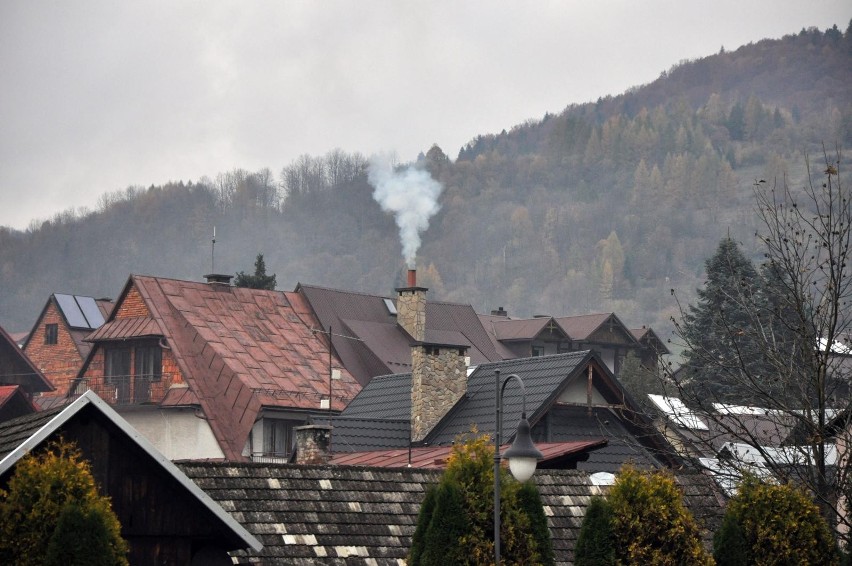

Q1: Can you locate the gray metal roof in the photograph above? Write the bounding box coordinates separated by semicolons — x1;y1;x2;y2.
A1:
335;351;680;471
544;404;665;473
324;417;410;452
426;352;593;445
339;372;412;421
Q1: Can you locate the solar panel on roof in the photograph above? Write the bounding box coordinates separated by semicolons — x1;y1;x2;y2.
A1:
54;294;89;329
76;296;105;328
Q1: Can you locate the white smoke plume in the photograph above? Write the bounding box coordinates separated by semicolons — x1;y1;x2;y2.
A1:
369;156;443;268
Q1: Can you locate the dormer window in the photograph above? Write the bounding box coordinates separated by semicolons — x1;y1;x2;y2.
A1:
44;324;58;345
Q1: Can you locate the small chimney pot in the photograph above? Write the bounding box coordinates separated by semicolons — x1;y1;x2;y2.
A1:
407;269;417;287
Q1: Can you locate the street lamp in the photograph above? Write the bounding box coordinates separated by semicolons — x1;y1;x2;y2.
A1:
494;370;544;565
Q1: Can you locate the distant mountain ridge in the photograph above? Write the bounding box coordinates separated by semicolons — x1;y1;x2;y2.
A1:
1;22;850;339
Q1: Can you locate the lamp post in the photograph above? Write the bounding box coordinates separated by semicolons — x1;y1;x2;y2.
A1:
494;370;544;565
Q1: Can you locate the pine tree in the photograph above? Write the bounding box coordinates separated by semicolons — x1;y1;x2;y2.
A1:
514;482;555;566
679;236;762;404
408;485;437;566
234;253;277;290
46;502;123;566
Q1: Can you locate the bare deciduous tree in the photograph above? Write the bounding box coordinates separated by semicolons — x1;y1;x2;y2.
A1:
669;148;851;541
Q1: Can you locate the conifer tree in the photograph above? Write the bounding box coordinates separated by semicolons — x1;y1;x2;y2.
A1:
407;433;552;566
234;253;277;290
671;155;851;536
408;485;437;566
678;236;762;403
608;466;712;565
717;475;838;565
574;496;615;566
0;439;128;566
420;481;469;565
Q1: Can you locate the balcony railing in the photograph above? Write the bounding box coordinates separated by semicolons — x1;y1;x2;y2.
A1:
71;373;177;405
250;453;292;463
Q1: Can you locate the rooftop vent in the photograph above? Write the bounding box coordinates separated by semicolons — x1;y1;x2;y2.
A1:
491;307;508;317
204;273;233;285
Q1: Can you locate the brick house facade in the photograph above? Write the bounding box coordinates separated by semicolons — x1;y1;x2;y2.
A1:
23;294;112;398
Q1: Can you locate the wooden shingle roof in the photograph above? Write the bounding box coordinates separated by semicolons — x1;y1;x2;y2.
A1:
178;462;724;565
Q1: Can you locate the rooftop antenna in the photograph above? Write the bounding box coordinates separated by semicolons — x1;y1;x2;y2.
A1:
211;226;216;272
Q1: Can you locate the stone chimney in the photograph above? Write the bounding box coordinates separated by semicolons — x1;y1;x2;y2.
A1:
293;424;333;465
396;269;427;342
396;268;469;443
410;343;469;443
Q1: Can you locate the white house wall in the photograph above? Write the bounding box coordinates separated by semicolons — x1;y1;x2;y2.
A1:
557;377;608;405
120;408;224;460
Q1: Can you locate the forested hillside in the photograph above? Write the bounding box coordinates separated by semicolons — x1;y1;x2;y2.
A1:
1;23;850;339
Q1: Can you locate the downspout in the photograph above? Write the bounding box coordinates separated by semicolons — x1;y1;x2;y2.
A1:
587;363;593;417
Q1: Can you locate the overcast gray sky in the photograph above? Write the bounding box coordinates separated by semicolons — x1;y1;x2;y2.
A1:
1;1;849;230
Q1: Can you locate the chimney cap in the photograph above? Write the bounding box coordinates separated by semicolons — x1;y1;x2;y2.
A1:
204;273;233;285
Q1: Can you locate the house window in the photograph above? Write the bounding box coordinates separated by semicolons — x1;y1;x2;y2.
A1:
532;346;545;357
264;419;297;457
44;324;58;345
135;345;162;381
105;348;131;403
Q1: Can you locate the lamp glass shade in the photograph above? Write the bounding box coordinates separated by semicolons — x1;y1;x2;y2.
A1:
502;416;543;481
507;456;538;482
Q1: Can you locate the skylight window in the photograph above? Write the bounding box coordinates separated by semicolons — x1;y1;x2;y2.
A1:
383;298;397;315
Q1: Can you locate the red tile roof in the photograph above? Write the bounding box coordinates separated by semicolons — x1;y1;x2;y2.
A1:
88;275;362;461
86;316;163;341
328;440;607;469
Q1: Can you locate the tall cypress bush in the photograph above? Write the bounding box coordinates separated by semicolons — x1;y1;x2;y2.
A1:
719;475;838;565
608;466;712;565
574;496;615;566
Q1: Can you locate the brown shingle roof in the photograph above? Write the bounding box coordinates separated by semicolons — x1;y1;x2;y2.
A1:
555;313;636;341
298;284;503;385
178;462;724;565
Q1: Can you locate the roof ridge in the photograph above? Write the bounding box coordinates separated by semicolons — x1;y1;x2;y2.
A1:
299;283;394;300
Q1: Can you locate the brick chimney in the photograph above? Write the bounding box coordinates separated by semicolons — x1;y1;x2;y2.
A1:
293;424;333;465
